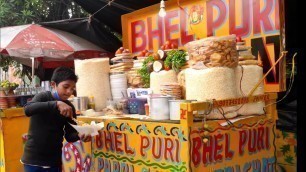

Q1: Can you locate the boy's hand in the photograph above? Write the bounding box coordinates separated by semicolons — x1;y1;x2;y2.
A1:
56;101;73;118
78;133;92;142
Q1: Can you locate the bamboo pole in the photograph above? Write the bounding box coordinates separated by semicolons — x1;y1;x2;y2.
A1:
248;51;288;97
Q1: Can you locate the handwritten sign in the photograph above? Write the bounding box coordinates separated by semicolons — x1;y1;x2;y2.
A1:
86;117;276;171
190;119;276;171
93;122;188;172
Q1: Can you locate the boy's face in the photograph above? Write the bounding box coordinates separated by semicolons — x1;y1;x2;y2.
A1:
51;80;76;100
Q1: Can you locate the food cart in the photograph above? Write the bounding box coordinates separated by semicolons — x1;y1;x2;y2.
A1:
0;108;29;172
63;94;277;172
0;94;280;172
1;0;290;172
61;0;286;171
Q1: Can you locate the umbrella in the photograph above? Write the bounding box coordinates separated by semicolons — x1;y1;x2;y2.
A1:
0;24;108;68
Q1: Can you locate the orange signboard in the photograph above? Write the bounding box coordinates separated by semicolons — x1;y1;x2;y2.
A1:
122;0;286;92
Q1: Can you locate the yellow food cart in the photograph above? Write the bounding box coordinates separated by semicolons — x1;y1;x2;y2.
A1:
63;93;278;172
0;108;29;172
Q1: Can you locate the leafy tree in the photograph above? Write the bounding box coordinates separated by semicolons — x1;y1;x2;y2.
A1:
0;0;88;27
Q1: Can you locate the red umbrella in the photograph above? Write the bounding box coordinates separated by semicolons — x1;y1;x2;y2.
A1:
0;24;108;68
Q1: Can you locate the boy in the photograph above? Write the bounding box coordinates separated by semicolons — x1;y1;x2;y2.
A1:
21;67;91;172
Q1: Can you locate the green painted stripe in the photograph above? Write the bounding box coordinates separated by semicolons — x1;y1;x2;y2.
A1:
93;151;187;171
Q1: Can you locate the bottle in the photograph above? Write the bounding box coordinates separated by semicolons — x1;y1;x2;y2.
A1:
88;96;95;110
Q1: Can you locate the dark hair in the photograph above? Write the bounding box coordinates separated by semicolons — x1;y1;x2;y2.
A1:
51;67;78;85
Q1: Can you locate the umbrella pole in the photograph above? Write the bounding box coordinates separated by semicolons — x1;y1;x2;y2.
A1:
31;57;35;87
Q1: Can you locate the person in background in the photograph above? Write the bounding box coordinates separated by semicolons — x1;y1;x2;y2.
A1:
21;66;91;172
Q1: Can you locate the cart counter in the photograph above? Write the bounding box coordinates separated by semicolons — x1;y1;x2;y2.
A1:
63;94;278;172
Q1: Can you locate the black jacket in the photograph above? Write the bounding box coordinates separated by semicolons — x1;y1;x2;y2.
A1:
21;91;79;167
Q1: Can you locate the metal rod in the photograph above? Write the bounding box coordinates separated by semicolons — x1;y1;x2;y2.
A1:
31;57;35;86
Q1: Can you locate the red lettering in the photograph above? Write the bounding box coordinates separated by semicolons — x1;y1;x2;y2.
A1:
244;97;249;104
254;95;259;102
192;137;201;166
180;109;186;119
257;127;265;151
164;138;175;162
265;127;270;149
104;131;113;151
140;136;150;157
207;0;227;36
225;133;234;159
114;132;123;153
228;99;233;106
220;100;225;107
131;20;147;53
214;134;223;162
264;95;268;101
95;131;103;149
147;17;163;50
152;137;162;159
164;10;179;45
239;130;247;155
253;0;274;34
248;129;257;153
180;7;194;45
229;0;251;38
124;134;135;155
203;136;213;165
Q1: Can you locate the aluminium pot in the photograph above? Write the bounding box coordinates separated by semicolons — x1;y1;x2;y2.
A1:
149;95;174;120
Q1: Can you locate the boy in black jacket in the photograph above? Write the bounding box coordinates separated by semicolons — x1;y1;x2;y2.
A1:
21;67;91;172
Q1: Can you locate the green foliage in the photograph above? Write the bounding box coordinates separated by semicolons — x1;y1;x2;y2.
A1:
282;131;289;139
284;155;294;164
165;50;187;72
0;55;12;72
0;55;31;82
0;0;88;27
0;0;88;81
137;56;154;88
164;56;172;68
280;144;290;155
